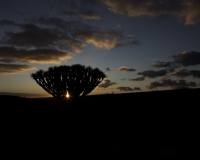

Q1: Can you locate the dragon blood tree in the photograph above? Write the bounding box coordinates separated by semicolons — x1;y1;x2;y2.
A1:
31;64;106;104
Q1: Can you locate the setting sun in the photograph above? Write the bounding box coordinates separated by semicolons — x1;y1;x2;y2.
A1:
66;92;70;98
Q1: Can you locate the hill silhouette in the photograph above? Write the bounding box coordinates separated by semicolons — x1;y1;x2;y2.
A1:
1;88;200;159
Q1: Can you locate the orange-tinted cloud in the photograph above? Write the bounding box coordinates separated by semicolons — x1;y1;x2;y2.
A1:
118;66;136;72
73;30;127;49
0;46;74;64
0;63;36;74
179;0;200;25
101;0;200;25
63;10;103;20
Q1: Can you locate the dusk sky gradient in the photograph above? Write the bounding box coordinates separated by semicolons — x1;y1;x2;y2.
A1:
0;0;200;98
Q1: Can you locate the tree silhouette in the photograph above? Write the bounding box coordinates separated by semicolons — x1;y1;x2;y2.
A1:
31;64;106;103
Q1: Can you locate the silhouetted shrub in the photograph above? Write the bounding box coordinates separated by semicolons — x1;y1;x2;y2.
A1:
31;64;106;104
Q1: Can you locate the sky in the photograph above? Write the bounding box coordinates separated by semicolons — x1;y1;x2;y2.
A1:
0;0;200;98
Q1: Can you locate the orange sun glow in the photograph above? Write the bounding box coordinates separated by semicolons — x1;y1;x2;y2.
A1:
66;92;70;98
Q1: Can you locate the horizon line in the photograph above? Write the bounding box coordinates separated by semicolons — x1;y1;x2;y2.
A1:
0;88;199;98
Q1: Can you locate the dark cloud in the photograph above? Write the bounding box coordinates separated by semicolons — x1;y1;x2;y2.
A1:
0;17;140;73
0;18;140;58
133;87;141;91
0;46;73;64
0;23;84;53
151;51;200;75
59;0;104;20
121;78;126;80
129;76;145;81
164;69;200;79
116;86;141;91
151;60;177;72
98;79;116;88
116;86;133;91
172;51;200;66
0;20;20;27
138;69;168;78
0;63;36;74
63;11;78;18
146;81;164;90
34;17;139;49
129;39;141;46
58;0;78;8
100;0;200;25
63;10;103;20
118;66;136;72
82;0;102;5
146;79;198;90
152;60;173;68
34;17;94;31
105;67;110;71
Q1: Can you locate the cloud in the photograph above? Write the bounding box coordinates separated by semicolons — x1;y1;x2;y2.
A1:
35;17;138;49
179;0;200;25
146;81;164;90
36;17;140;48
101;0;179;16
82;0;102;5
63;11;78;18
80;10;103;20
151;60;177;72
138;69;168;78
118;66;136;72
63;10;103;20
116;86;133;91
129;76;145;81
133;87;141;91
100;0;200;25
0;18;140;55
163;68;200;79
59;0;103;20
152;51;200;69
146;79;198;90
73;30;126;49
105;67;111;71
116;86;141;91
172;51;200;66
0;63;36;74
0;20;20;27
0;23;84;53
0;46;74;64
98;79;116;88
129;39;141;46
152;60;173;68
34;17;93;31
57;0;77;7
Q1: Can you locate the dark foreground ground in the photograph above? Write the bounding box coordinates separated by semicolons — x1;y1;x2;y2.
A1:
1;88;200;159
